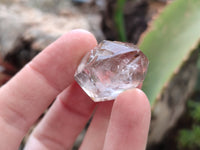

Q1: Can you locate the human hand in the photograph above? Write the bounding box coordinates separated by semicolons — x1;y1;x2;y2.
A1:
0;29;151;150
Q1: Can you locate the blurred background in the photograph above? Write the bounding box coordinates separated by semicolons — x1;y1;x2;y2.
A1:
0;0;200;150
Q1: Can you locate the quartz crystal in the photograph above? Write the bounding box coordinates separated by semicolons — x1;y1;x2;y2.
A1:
74;40;149;102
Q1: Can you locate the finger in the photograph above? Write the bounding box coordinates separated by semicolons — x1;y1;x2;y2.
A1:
80;84;143;150
24;82;96;150
80;101;113;150
0;29;97;149
103;89;151;150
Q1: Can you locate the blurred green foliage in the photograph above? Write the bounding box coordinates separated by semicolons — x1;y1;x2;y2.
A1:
140;0;200;105
178;125;200;149
114;0;127;41
178;49;200;149
188;101;200;123
178;100;200;149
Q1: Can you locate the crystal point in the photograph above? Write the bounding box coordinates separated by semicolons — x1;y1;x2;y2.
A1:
74;40;149;102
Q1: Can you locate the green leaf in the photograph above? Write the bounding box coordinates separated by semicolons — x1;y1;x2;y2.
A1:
178;125;200;149
188;100;200;122
114;0;127;41
139;0;200;105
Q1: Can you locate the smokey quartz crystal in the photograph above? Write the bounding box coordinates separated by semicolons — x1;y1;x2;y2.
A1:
74;40;149;102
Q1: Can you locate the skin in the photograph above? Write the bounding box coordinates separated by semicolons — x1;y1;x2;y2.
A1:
0;29;151;150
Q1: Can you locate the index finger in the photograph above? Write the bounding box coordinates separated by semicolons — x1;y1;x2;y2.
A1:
0;29;97;149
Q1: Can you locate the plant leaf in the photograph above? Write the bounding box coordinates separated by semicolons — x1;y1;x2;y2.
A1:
114;0;127;41
139;0;200;105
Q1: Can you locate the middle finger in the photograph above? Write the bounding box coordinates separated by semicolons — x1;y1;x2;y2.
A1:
24;82;96;150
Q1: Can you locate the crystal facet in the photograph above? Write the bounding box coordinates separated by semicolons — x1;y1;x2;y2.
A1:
74;40;149;102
